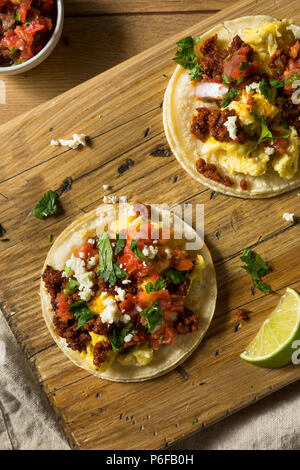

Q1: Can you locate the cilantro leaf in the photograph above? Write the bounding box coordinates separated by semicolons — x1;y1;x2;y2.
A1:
32;190;59;219
145;279;167;293
164;268;189;285
259;78;272;101
113;262;127;280
114;233;126;255
109;323;135;352
130;239;147;260
97;231;127;285
240;248;272;293
68;301;94;329
97;231;117;285
222;74;230;86
221;87;239;108
173;36;198;70
189;63;202;80
269;78;284;88
64;279;79;295
239;61;250;71
140;301;162;333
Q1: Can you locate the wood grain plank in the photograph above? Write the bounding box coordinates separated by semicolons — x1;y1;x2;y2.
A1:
64;0;225;16
1;0;300;451
0;12;211;125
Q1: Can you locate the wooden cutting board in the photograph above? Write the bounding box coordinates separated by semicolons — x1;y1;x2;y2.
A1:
1;0;300;450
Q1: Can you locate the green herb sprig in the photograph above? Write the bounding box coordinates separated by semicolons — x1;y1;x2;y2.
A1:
145;279;167;293
173;36;202;80
32;190;59;220
140;301;162;333
68;300;94;329
240;248;272;293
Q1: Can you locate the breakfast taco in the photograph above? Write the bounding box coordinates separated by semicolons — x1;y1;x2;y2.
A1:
163;16;300;198
40;203;217;382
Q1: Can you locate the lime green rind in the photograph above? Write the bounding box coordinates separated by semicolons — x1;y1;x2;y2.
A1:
240;288;300;368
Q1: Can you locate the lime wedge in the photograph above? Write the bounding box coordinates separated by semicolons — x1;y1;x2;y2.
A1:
240;288;300;368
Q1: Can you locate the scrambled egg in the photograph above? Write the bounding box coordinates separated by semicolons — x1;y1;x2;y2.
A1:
88;292;111;314
228;90;278;127
272;127;299;178
117;344;154;367
202;138;270;176
81;332;117;373
242;19;294;66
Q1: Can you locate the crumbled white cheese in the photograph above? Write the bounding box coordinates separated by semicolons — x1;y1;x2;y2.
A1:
103;184;110;190
103;195;118;204
79;252;85;259
65;254;94;301
265;146;275;155
115;286;126;302
122;314;131;323
124;333;133;343
122;279;131;284
165;248;172;259
224;116;237;140
88;238;95;245
245;82;260;94
50;133;87;149
136;305;142;312
283;212;294;222
87;256;97;268
142;245;158;259
153;240;158;244
101;297;122;324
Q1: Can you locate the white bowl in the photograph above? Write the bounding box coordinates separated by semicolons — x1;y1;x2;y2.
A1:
0;0;64;76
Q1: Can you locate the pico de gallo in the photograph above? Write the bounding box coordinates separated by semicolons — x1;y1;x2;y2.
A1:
42;204;202;371
0;0;56;66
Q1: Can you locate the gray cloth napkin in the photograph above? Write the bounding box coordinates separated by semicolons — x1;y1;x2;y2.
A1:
0;310;69;450
0;308;299;450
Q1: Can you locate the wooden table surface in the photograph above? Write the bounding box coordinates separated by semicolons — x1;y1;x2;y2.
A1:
0;0;232;125
1;0;299;450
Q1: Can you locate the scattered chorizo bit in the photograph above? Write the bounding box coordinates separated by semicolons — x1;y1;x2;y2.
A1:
191;107;246;143
236;308;250;320
196;157;234;187
240;179;248;191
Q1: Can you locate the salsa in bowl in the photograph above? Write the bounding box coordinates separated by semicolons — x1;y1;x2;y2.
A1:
0;0;63;74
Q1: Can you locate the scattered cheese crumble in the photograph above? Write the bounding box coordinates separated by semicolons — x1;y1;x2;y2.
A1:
265;146;275;155
283;212;294;222
142;245;158;259
224;116;237;140
65;254;94;301
50;133;87;149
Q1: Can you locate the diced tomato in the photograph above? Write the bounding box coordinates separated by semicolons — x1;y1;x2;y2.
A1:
119;298;135;313
223;54;259;81
56;292;72;321
19;0;31;23
137;289;171;308
75;242;98;262
117;241;150;278
149;323;176;350
170;248;193;271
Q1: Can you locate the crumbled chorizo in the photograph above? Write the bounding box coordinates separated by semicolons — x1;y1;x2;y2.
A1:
42;265;63;307
196;158;234;187
236;308;250;320
208;108;246;143
191;107;210;142
240;179;248;191
175;308;199;334
199;34;228;81
93;340;111;367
